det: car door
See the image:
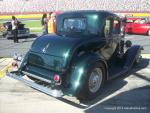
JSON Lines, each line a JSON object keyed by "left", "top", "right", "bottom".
{"left": 132, "top": 19, "right": 147, "bottom": 34}
{"left": 132, "top": 23, "right": 144, "bottom": 34}
{"left": 101, "top": 16, "right": 120, "bottom": 60}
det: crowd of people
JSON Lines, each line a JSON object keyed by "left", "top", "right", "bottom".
{"left": 0, "top": 0, "right": 55, "bottom": 14}
{"left": 59, "top": 0, "right": 150, "bottom": 12}
{"left": 0, "top": 0, "right": 150, "bottom": 14}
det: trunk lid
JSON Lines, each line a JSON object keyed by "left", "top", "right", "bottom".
{"left": 27, "top": 34, "right": 79, "bottom": 73}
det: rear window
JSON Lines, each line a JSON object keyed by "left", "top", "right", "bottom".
{"left": 63, "top": 18, "right": 86, "bottom": 32}
{"left": 57, "top": 13, "right": 100, "bottom": 37}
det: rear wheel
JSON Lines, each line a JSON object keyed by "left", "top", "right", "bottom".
{"left": 77, "top": 62, "right": 106, "bottom": 100}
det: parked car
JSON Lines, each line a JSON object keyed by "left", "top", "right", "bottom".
{"left": 7, "top": 10, "right": 142, "bottom": 101}
{"left": 125, "top": 17, "right": 150, "bottom": 35}
{"left": 2, "top": 21, "right": 30, "bottom": 39}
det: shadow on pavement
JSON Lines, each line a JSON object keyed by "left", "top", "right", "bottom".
{"left": 85, "top": 86, "right": 150, "bottom": 113}
{"left": 133, "top": 72, "right": 150, "bottom": 82}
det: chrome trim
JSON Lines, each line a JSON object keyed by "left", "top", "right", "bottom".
{"left": 22, "top": 71, "right": 52, "bottom": 84}
{"left": 6, "top": 72, "right": 63, "bottom": 97}
{"left": 88, "top": 68, "right": 103, "bottom": 93}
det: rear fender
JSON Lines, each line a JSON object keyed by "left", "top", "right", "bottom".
{"left": 65, "top": 52, "right": 107, "bottom": 96}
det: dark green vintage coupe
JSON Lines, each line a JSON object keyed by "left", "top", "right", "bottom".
{"left": 7, "top": 10, "right": 142, "bottom": 100}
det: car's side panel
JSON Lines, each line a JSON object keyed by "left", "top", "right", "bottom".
{"left": 132, "top": 24, "right": 147, "bottom": 34}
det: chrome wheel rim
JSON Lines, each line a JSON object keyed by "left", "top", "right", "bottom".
{"left": 88, "top": 68, "right": 103, "bottom": 93}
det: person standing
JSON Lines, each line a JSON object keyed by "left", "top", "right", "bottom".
{"left": 41, "top": 13, "right": 48, "bottom": 35}
{"left": 11, "top": 16, "right": 18, "bottom": 43}
{"left": 48, "top": 12, "right": 56, "bottom": 34}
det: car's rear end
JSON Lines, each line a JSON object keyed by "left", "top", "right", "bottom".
{"left": 19, "top": 51, "right": 65, "bottom": 97}
{"left": 7, "top": 34, "right": 79, "bottom": 97}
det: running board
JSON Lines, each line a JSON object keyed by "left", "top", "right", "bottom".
{"left": 6, "top": 72, "right": 63, "bottom": 97}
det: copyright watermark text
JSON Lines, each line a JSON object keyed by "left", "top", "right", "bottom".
{"left": 104, "top": 106, "right": 147, "bottom": 111}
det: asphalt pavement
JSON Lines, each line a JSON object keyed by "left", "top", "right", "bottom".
{"left": 0, "top": 36, "right": 37, "bottom": 58}
{"left": 125, "top": 34, "right": 150, "bottom": 53}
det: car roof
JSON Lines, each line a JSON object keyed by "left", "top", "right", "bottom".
{"left": 59, "top": 10, "right": 118, "bottom": 18}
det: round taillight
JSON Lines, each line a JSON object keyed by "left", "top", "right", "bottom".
{"left": 12, "top": 61, "right": 18, "bottom": 67}
{"left": 53, "top": 74, "right": 60, "bottom": 82}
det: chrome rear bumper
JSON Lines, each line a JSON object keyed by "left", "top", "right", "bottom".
{"left": 6, "top": 71, "right": 63, "bottom": 97}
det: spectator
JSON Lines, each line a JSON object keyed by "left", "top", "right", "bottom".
{"left": 11, "top": 16, "right": 18, "bottom": 43}
{"left": 122, "top": 16, "right": 127, "bottom": 27}
{"left": 41, "top": 13, "right": 48, "bottom": 35}
{"left": 48, "top": 12, "right": 56, "bottom": 34}
{"left": 48, "top": 12, "right": 53, "bottom": 19}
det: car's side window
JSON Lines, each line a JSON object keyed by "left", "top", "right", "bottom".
{"left": 113, "top": 19, "right": 120, "bottom": 34}
{"left": 104, "top": 19, "right": 111, "bottom": 38}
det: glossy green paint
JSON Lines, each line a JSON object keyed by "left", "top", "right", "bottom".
{"left": 30, "top": 35, "right": 79, "bottom": 72}
{"left": 31, "top": 34, "right": 77, "bottom": 57}
{"left": 29, "top": 34, "right": 105, "bottom": 72}
{"left": 65, "top": 53, "right": 107, "bottom": 96}
{"left": 19, "top": 10, "right": 121, "bottom": 96}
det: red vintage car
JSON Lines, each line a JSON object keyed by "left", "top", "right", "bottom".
{"left": 125, "top": 17, "right": 150, "bottom": 35}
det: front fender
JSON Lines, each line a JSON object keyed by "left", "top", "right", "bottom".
{"left": 124, "top": 45, "right": 143, "bottom": 69}
{"left": 64, "top": 52, "right": 107, "bottom": 96}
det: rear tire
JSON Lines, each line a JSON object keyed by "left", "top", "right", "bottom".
{"left": 77, "top": 62, "right": 106, "bottom": 100}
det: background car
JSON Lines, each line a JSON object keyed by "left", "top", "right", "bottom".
{"left": 2, "top": 21, "right": 30, "bottom": 39}
{"left": 125, "top": 17, "right": 150, "bottom": 35}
